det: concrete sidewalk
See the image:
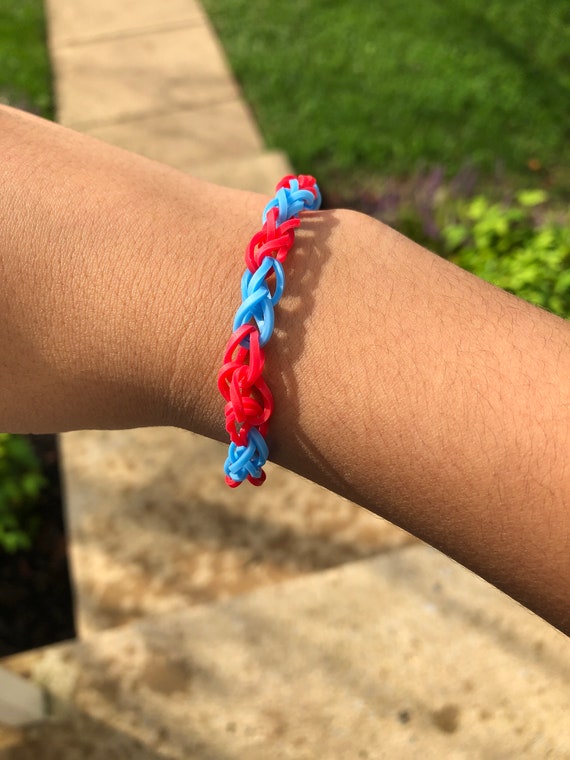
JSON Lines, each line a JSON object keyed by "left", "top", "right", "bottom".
{"left": 1, "top": 1, "right": 569, "bottom": 757}
{"left": 47, "top": 0, "right": 291, "bottom": 191}
{"left": 3, "top": 548, "right": 570, "bottom": 758}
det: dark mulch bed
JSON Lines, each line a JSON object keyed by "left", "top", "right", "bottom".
{"left": 0, "top": 435, "right": 76, "bottom": 658}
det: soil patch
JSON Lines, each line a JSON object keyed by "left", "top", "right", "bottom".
{"left": 0, "top": 435, "right": 75, "bottom": 657}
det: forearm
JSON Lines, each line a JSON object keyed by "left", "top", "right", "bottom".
{"left": 0, "top": 105, "right": 262, "bottom": 433}
{"left": 261, "top": 212, "right": 570, "bottom": 633}
{"left": 174, "top": 174, "right": 569, "bottom": 632}
{"left": 2, "top": 107, "right": 569, "bottom": 633}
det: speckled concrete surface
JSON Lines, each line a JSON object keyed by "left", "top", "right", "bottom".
{"left": 3, "top": 547, "right": 569, "bottom": 759}
{"left": 61, "top": 428, "right": 413, "bottom": 636}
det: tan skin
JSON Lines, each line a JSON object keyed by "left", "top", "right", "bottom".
{"left": 1, "top": 105, "right": 569, "bottom": 633}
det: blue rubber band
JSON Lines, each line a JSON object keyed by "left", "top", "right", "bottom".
{"left": 224, "top": 427, "right": 269, "bottom": 482}
{"left": 245, "top": 256, "right": 285, "bottom": 306}
{"left": 232, "top": 287, "right": 274, "bottom": 346}
{"left": 262, "top": 179, "right": 321, "bottom": 224}
{"left": 232, "top": 257, "right": 285, "bottom": 348}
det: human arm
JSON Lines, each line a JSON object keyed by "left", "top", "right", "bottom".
{"left": 1, "top": 105, "right": 569, "bottom": 633}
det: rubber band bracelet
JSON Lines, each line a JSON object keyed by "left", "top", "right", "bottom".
{"left": 217, "top": 175, "right": 321, "bottom": 487}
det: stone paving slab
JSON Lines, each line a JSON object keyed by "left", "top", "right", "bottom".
{"left": 3, "top": 546, "right": 569, "bottom": 759}
{"left": 46, "top": 0, "right": 206, "bottom": 46}
{"left": 188, "top": 150, "right": 293, "bottom": 193}
{"left": 60, "top": 428, "right": 413, "bottom": 637}
{"left": 85, "top": 100, "right": 265, "bottom": 170}
{"left": 52, "top": 24, "right": 240, "bottom": 128}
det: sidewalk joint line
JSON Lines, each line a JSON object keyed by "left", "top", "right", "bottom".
{"left": 52, "top": 17, "right": 209, "bottom": 50}
{"left": 63, "top": 97, "right": 247, "bottom": 133}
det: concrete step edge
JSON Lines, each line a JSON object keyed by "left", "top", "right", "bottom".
{"left": 2, "top": 544, "right": 568, "bottom": 757}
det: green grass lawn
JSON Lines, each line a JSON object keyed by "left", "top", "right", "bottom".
{"left": 0, "top": 0, "right": 53, "bottom": 117}
{"left": 202, "top": 0, "right": 570, "bottom": 197}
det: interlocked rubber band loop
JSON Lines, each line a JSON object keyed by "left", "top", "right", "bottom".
{"left": 218, "top": 175, "right": 321, "bottom": 486}
{"left": 232, "top": 257, "right": 285, "bottom": 347}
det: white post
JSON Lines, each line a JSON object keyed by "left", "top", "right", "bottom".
{"left": 0, "top": 666, "right": 45, "bottom": 725}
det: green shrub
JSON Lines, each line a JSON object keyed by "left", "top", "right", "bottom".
{"left": 0, "top": 0, "right": 54, "bottom": 118}
{"left": 0, "top": 434, "right": 45, "bottom": 553}
{"left": 442, "top": 191, "right": 570, "bottom": 319}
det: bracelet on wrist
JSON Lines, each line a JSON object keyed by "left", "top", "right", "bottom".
{"left": 217, "top": 175, "right": 321, "bottom": 487}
